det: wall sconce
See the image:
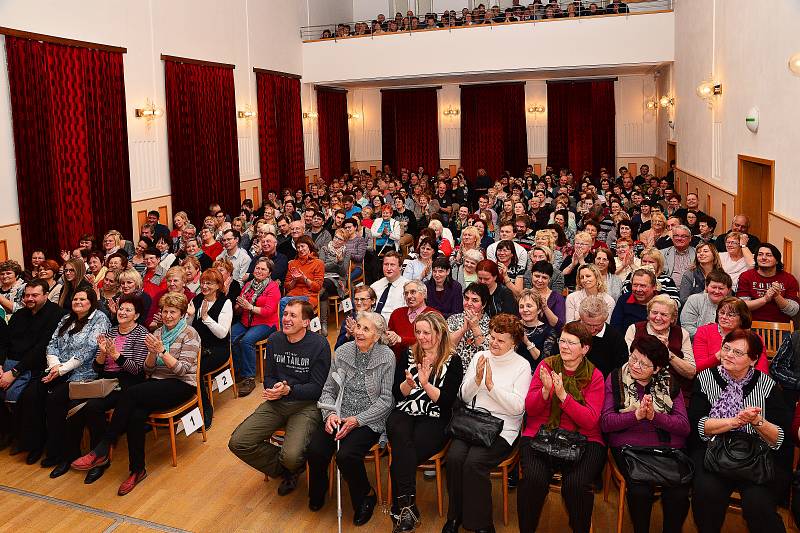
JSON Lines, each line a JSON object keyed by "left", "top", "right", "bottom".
{"left": 789, "top": 52, "right": 800, "bottom": 76}
{"left": 443, "top": 105, "right": 460, "bottom": 117}
{"left": 645, "top": 99, "right": 658, "bottom": 110}
{"left": 302, "top": 111, "right": 319, "bottom": 119}
{"left": 659, "top": 96, "right": 675, "bottom": 108}
{"left": 135, "top": 98, "right": 164, "bottom": 120}
{"left": 237, "top": 106, "right": 256, "bottom": 119}
{"left": 696, "top": 80, "right": 722, "bottom": 100}
{"left": 347, "top": 112, "right": 361, "bottom": 119}
{"left": 527, "top": 104, "right": 545, "bottom": 113}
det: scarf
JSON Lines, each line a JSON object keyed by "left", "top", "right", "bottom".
{"left": 326, "top": 238, "right": 345, "bottom": 262}
{"left": 544, "top": 355, "right": 595, "bottom": 429}
{"left": 157, "top": 318, "right": 187, "bottom": 366}
{"left": 244, "top": 278, "right": 270, "bottom": 306}
{"left": 708, "top": 365, "right": 755, "bottom": 424}
{"left": 617, "top": 363, "right": 674, "bottom": 414}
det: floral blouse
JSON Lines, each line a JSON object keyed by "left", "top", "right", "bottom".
{"left": 447, "top": 312, "right": 490, "bottom": 374}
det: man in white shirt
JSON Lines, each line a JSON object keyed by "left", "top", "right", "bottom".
{"left": 486, "top": 222, "right": 528, "bottom": 267}
{"left": 220, "top": 229, "right": 252, "bottom": 283}
{"left": 369, "top": 251, "right": 409, "bottom": 323}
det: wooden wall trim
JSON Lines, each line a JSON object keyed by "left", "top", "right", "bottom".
{"left": 0, "top": 26, "right": 127, "bottom": 53}
{"left": 132, "top": 194, "right": 172, "bottom": 204}
{"left": 160, "top": 54, "right": 235, "bottom": 69}
{"left": 675, "top": 166, "right": 737, "bottom": 197}
{"left": 770, "top": 211, "right": 800, "bottom": 229}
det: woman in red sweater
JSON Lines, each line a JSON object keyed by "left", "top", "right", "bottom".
{"left": 693, "top": 296, "right": 769, "bottom": 373}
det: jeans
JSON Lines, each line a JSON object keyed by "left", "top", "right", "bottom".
{"left": 278, "top": 296, "right": 309, "bottom": 327}
{"left": 231, "top": 323, "right": 274, "bottom": 379}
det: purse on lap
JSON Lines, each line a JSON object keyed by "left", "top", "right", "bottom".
{"left": 528, "top": 426, "right": 587, "bottom": 464}
{"left": 703, "top": 431, "right": 774, "bottom": 484}
{"left": 446, "top": 395, "right": 504, "bottom": 448}
{"left": 68, "top": 378, "right": 120, "bottom": 400}
{"left": 620, "top": 445, "right": 694, "bottom": 486}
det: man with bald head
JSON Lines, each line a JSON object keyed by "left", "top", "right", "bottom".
{"left": 714, "top": 214, "right": 761, "bottom": 255}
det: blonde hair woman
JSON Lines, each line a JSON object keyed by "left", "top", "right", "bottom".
{"left": 640, "top": 212, "right": 667, "bottom": 249}
{"left": 560, "top": 231, "right": 595, "bottom": 290}
{"left": 171, "top": 211, "right": 189, "bottom": 241}
{"left": 452, "top": 226, "right": 482, "bottom": 267}
{"left": 566, "top": 264, "right": 616, "bottom": 323}
{"left": 534, "top": 229, "right": 564, "bottom": 267}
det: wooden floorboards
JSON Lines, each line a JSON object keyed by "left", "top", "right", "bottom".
{"left": 0, "top": 328, "right": 777, "bottom": 532}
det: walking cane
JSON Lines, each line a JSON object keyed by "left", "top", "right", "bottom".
{"left": 319, "top": 371, "right": 345, "bottom": 533}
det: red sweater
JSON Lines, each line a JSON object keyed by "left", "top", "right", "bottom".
{"left": 202, "top": 241, "right": 224, "bottom": 260}
{"left": 523, "top": 359, "right": 606, "bottom": 445}
{"left": 737, "top": 269, "right": 799, "bottom": 323}
{"left": 692, "top": 323, "right": 769, "bottom": 374}
{"left": 387, "top": 305, "right": 438, "bottom": 359}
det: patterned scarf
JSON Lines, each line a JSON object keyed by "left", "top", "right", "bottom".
{"left": 326, "top": 238, "right": 345, "bottom": 262}
{"left": 544, "top": 355, "right": 595, "bottom": 429}
{"left": 617, "top": 363, "right": 674, "bottom": 414}
{"left": 244, "top": 278, "right": 269, "bottom": 306}
{"left": 709, "top": 365, "right": 755, "bottom": 425}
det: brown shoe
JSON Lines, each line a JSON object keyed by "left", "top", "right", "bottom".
{"left": 237, "top": 377, "right": 256, "bottom": 397}
{"left": 117, "top": 470, "right": 147, "bottom": 496}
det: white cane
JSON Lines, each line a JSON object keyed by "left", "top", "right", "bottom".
{"left": 335, "top": 422, "right": 343, "bottom": 533}
{"left": 319, "top": 371, "right": 345, "bottom": 533}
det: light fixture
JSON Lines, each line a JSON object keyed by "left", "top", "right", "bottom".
{"left": 443, "top": 105, "right": 460, "bottom": 117}
{"left": 696, "top": 80, "right": 722, "bottom": 100}
{"left": 659, "top": 96, "right": 675, "bottom": 108}
{"left": 645, "top": 99, "right": 658, "bottom": 110}
{"left": 237, "top": 106, "right": 256, "bottom": 119}
{"left": 527, "top": 104, "right": 545, "bottom": 113}
{"left": 347, "top": 112, "right": 361, "bottom": 119}
{"left": 135, "top": 98, "right": 164, "bottom": 120}
{"left": 302, "top": 111, "right": 319, "bottom": 119}
{"left": 789, "top": 52, "right": 800, "bottom": 76}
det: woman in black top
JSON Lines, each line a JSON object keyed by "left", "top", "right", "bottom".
{"left": 475, "top": 259, "right": 517, "bottom": 317}
{"left": 386, "top": 312, "right": 463, "bottom": 532}
{"left": 59, "top": 258, "right": 93, "bottom": 311}
{"left": 187, "top": 269, "right": 233, "bottom": 428}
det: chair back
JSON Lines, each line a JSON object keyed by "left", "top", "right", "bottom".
{"left": 751, "top": 320, "right": 794, "bottom": 358}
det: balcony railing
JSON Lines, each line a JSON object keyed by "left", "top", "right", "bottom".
{"left": 301, "top": 0, "right": 672, "bottom": 42}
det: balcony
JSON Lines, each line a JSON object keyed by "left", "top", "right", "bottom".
{"left": 301, "top": 2, "right": 674, "bottom": 85}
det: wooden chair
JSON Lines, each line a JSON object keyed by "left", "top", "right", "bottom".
{"left": 350, "top": 260, "right": 365, "bottom": 288}
{"left": 202, "top": 345, "right": 238, "bottom": 409}
{"left": 603, "top": 450, "right": 627, "bottom": 533}
{"left": 490, "top": 446, "right": 520, "bottom": 526}
{"left": 327, "top": 261, "right": 352, "bottom": 332}
{"left": 148, "top": 349, "right": 207, "bottom": 467}
{"left": 386, "top": 441, "right": 450, "bottom": 516}
{"left": 751, "top": 320, "right": 794, "bottom": 358}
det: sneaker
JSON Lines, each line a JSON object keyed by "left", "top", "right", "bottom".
{"left": 118, "top": 470, "right": 147, "bottom": 496}
{"left": 277, "top": 469, "right": 301, "bottom": 496}
{"left": 238, "top": 378, "right": 256, "bottom": 397}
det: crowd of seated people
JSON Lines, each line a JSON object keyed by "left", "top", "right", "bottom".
{"left": 3, "top": 158, "right": 800, "bottom": 533}
{"left": 319, "top": 1, "right": 632, "bottom": 39}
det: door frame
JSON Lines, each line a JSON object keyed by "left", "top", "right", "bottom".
{"left": 736, "top": 154, "right": 775, "bottom": 241}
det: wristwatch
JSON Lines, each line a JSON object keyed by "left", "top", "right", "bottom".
{"left": 10, "top": 367, "right": 20, "bottom": 378}
{"left": 755, "top": 417, "right": 765, "bottom": 427}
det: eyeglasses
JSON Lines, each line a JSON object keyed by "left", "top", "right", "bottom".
{"left": 721, "top": 344, "right": 749, "bottom": 358}
{"left": 558, "top": 338, "right": 581, "bottom": 346}
{"left": 628, "top": 356, "right": 653, "bottom": 370}
{"left": 718, "top": 310, "right": 740, "bottom": 318}
{"left": 353, "top": 297, "right": 373, "bottom": 303}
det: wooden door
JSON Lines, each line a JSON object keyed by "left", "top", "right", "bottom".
{"left": 737, "top": 155, "right": 774, "bottom": 242}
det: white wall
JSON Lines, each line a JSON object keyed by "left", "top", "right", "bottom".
{"left": 305, "top": 0, "right": 354, "bottom": 27}
{"left": 0, "top": 0, "right": 304, "bottom": 226}
{"left": 340, "top": 73, "right": 658, "bottom": 169}
{"left": 302, "top": 12, "right": 674, "bottom": 84}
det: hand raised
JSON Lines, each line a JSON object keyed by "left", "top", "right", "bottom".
{"left": 539, "top": 365, "right": 553, "bottom": 396}
{"left": 404, "top": 369, "right": 417, "bottom": 390}
{"left": 475, "top": 355, "right": 486, "bottom": 386}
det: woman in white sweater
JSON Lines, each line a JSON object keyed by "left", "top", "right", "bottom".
{"left": 442, "top": 313, "right": 533, "bottom": 533}
{"left": 565, "top": 264, "right": 615, "bottom": 323}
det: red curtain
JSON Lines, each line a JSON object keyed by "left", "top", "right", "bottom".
{"left": 164, "top": 60, "right": 240, "bottom": 223}
{"left": 256, "top": 71, "right": 305, "bottom": 193}
{"left": 317, "top": 87, "right": 350, "bottom": 180}
{"left": 381, "top": 88, "right": 440, "bottom": 176}
{"left": 460, "top": 83, "right": 527, "bottom": 182}
{"left": 5, "top": 36, "right": 132, "bottom": 261}
{"left": 547, "top": 79, "right": 616, "bottom": 177}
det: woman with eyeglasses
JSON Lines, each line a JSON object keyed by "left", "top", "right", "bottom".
{"left": 693, "top": 296, "right": 769, "bottom": 375}
{"left": 518, "top": 321, "right": 606, "bottom": 533}
{"left": 600, "top": 334, "right": 692, "bottom": 533}
{"left": 334, "top": 285, "right": 376, "bottom": 349}
{"left": 688, "top": 329, "right": 792, "bottom": 533}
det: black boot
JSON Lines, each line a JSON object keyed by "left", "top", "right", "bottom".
{"left": 393, "top": 495, "right": 421, "bottom": 533}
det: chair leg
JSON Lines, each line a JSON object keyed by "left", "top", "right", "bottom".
{"left": 168, "top": 418, "right": 178, "bottom": 467}
{"left": 230, "top": 360, "right": 239, "bottom": 398}
{"left": 152, "top": 424, "right": 158, "bottom": 440}
{"left": 373, "top": 449, "right": 382, "bottom": 505}
{"left": 502, "top": 465, "right": 509, "bottom": 526}
{"left": 205, "top": 375, "right": 215, "bottom": 409}
{"left": 617, "top": 479, "right": 626, "bottom": 533}
{"left": 333, "top": 300, "right": 340, "bottom": 330}
{"left": 603, "top": 462, "right": 611, "bottom": 502}
{"left": 199, "top": 408, "right": 207, "bottom": 443}
{"left": 386, "top": 451, "right": 393, "bottom": 503}
{"left": 435, "top": 459, "right": 444, "bottom": 517}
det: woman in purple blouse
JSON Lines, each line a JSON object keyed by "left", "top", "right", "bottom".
{"left": 424, "top": 257, "right": 463, "bottom": 318}
{"left": 600, "top": 334, "right": 691, "bottom": 533}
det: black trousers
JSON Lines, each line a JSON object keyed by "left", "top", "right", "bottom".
{"left": 103, "top": 378, "right": 194, "bottom": 472}
{"left": 13, "top": 374, "right": 46, "bottom": 452}
{"left": 199, "top": 346, "right": 230, "bottom": 419}
{"left": 64, "top": 391, "right": 123, "bottom": 461}
{"left": 445, "top": 436, "right": 512, "bottom": 530}
{"left": 517, "top": 438, "right": 607, "bottom": 533}
{"left": 610, "top": 447, "right": 690, "bottom": 533}
{"left": 306, "top": 424, "right": 380, "bottom": 511}
{"left": 691, "top": 449, "right": 789, "bottom": 533}
{"left": 44, "top": 378, "right": 85, "bottom": 462}
{"left": 386, "top": 410, "right": 449, "bottom": 499}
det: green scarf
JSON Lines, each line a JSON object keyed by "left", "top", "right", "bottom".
{"left": 544, "top": 354, "right": 595, "bottom": 429}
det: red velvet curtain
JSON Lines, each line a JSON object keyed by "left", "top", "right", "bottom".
{"left": 164, "top": 60, "right": 240, "bottom": 223}
{"left": 256, "top": 71, "right": 305, "bottom": 193}
{"left": 5, "top": 36, "right": 132, "bottom": 261}
{"left": 381, "top": 88, "right": 440, "bottom": 176}
{"left": 547, "top": 79, "right": 616, "bottom": 177}
{"left": 460, "top": 83, "right": 527, "bottom": 182}
{"left": 316, "top": 87, "right": 350, "bottom": 179}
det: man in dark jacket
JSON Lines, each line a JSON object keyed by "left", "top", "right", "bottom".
{"left": 578, "top": 296, "right": 629, "bottom": 377}
{"left": 0, "top": 279, "right": 67, "bottom": 461}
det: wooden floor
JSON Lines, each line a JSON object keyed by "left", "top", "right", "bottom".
{"left": 0, "top": 327, "right": 786, "bottom": 532}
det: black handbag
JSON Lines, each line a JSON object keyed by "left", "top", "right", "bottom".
{"left": 446, "top": 395, "right": 504, "bottom": 448}
{"left": 704, "top": 431, "right": 774, "bottom": 484}
{"left": 528, "top": 426, "right": 587, "bottom": 463}
{"left": 620, "top": 446, "right": 694, "bottom": 487}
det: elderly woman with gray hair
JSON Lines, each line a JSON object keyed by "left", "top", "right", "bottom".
{"left": 452, "top": 248, "right": 484, "bottom": 290}
{"left": 306, "top": 310, "right": 396, "bottom": 526}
